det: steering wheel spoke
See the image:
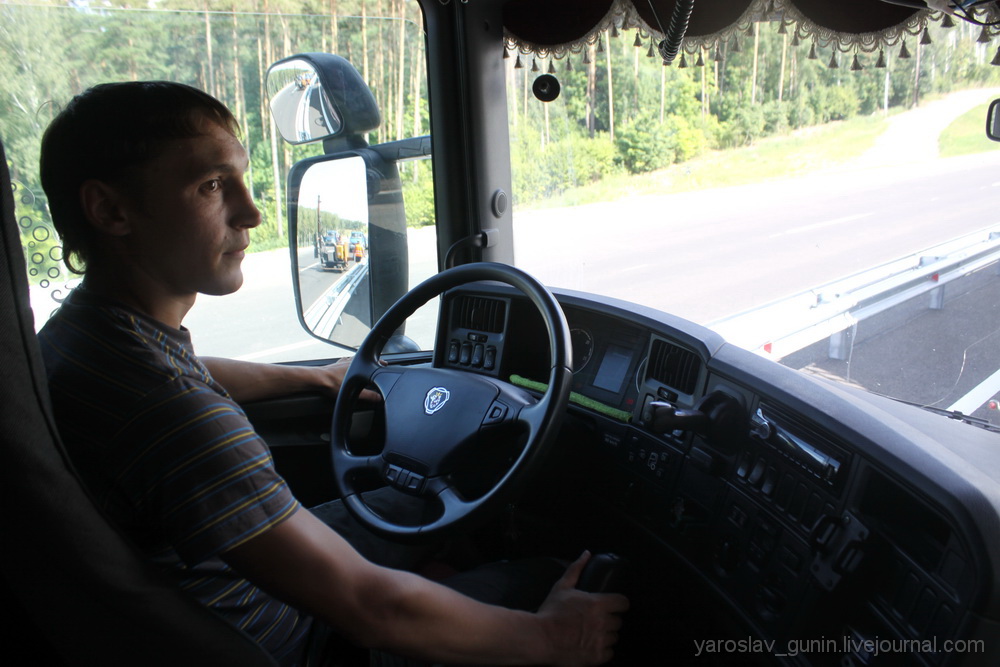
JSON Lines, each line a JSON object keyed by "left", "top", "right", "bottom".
{"left": 432, "top": 482, "right": 478, "bottom": 525}
{"left": 514, "top": 399, "right": 547, "bottom": 435}
{"left": 354, "top": 355, "right": 384, "bottom": 382}
{"left": 331, "top": 450, "right": 384, "bottom": 492}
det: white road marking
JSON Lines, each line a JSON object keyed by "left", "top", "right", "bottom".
{"left": 768, "top": 213, "right": 873, "bottom": 238}
{"left": 948, "top": 367, "right": 1000, "bottom": 415}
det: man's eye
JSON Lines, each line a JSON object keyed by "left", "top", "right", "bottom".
{"left": 203, "top": 179, "right": 222, "bottom": 192}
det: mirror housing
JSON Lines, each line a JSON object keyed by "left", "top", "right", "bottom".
{"left": 987, "top": 99, "right": 1000, "bottom": 142}
{"left": 287, "top": 149, "right": 412, "bottom": 351}
{"left": 290, "top": 156, "right": 371, "bottom": 345}
{"left": 266, "top": 53, "right": 381, "bottom": 147}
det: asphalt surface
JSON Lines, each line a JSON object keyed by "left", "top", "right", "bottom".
{"left": 783, "top": 266, "right": 1000, "bottom": 426}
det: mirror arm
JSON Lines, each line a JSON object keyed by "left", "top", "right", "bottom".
{"left": 323, "top": 133, "right": 370, "bottom": 154}
{"left": 371, "top": 135, "right": 433, "bottom": 162}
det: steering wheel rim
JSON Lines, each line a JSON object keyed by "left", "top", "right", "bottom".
{"left": 330, "top": 262, "right": 572, "bottom": 540}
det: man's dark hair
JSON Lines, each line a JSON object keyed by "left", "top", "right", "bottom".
{"left": 40, "top": 81, "right": 240, "bottom": 274}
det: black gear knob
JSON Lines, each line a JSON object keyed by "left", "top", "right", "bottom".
{"left": 576, "top": 552, "right": 630, "bottom": 594}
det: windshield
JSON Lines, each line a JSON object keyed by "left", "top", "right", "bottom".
{"left": 5, "top": 2, "right": 998, "bottom": 427}
{"left": 507, "top": 22, "right": 1000, "bottom": 427}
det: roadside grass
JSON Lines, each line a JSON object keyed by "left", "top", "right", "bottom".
{"left": 534, "top": 114, "right": 891, "bottom": 209}
{"left": 939, "top": 103, "right": 1000, "bottom": 157}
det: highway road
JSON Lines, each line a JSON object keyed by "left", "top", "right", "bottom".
{"left": 512, "top": 149, "right": 1000, "bottom": 325}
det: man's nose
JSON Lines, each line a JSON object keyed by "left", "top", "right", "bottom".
{"left": 233, "top": 181, "right": 262, "bottom": 229}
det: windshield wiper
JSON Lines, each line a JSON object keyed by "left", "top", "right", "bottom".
{"left": 888, "top": 397, "right": 1000, "bottom": 433}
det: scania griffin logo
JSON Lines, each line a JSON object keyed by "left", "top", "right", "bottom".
{"left": 423, "top": 387, "right": 450, "bottom": 415}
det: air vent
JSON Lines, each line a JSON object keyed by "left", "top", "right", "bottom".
{"left": 454, "top": 296, "right": 506, "bottom": 333}
{"left": 646, "top": 339, "right": 700, "bottom": 395}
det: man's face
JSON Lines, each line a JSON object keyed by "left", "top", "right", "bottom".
{"left": 116, "top": 114, "right": 260, "bottom": 299}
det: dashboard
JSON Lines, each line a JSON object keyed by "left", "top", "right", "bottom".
{"left": 433, "top": 282, "right": 1000, "bottom": 666}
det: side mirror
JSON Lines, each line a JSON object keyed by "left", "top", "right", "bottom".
{"left": 266, "top": 53, "right": 380, "bottom": 147}
{"left": 987, "top": 99, "right": 1000, "bottom": 142}
{"left": 289, "top": 155, "right": 373, "bottom": 346}
{"left": 287, "top": 149, "right": 414, "bottom": 352}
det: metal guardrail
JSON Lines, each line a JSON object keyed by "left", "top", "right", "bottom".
{"left": 709, "top": 227, "right": 1000, "bottom": 360}
{"left": 303, "top": 260, "right": 369, "bottom": 339}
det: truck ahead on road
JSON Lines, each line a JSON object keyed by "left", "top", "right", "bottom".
{"left": 319, "top": 230, "right": 349, "bottom": 271}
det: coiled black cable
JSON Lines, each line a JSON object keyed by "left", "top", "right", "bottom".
{"left": 652, "top": 0, "right": 695, "bottom": 64}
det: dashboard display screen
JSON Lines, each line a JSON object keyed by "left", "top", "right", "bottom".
{"left": 592, "top": 344, "right": 633, "bottom": 393}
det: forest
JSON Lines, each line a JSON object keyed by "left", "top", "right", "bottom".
{"left": 3, "top": 0, "right": 1000, "bottom": 278}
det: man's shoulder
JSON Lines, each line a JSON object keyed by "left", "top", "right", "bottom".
{"left": 39, "top": 288, "right": 208, "bottom": 393}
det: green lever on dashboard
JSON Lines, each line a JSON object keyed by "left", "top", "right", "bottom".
{"left": 509, "top": 374, "right": 633, "bottom": 423}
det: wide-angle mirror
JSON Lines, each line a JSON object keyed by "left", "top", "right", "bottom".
{"left": 290, "top": 155, "right": 373, "bottom": 347}
{"left": 266, "top": 53, "right": 381, "bottom": 147}
{"left": 266, "top": 58, "right": 342, "bottom": 144}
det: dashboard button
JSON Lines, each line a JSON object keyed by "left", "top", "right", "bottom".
{"left": 460, "top": 343, "right": 472, "bottom": 365}
{"left": 385, "top": 464, "right": 403, "bottom": 484}
{"left": 689, "top": 446, "right": 715, "bottom": 473}
{"left": 803, "top": 493, "right": 823, "bottom": 528}
{"left": 471, "top": 343, "right": 484, "bottom": 367}
{"left": 761, "top": 467, "right": 778, "bottom": 496}
{"left": 736, "top": 452, "right": 752, "bottom": 478}
{"left": 405, "top": 472, "right": 425, "bottom": 494}
{"left": 789, "top": 484, "right": 808, "bottom": 520}
{"left": 483, "top": 401, "right": 508, "bottom": 425}
{"left": 387, "top": 467, "right": 412, "bottom": 491}
{"left": 484, "top": 346, "right": 496, "bottom": 370}
{"left": 448, "top": 340, "right": 460, "bottom": 363}
{"left": 748, "top": 459, "right": 767, "bottom": 486}
{"left": 774, "top": 475, "right": 794, "bottom": 509}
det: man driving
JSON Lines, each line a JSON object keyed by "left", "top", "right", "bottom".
{"left": 36, "top": 80, "right": 627, "bottom": 666}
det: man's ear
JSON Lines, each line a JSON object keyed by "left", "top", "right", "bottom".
{"left": 79, "top": 179, "right": 131, "bottom": 236}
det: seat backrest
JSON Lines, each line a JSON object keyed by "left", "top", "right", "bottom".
{"left": 0, "top": 137, "right": 276, "bottom": 666}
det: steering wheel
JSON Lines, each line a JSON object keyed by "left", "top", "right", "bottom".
{"left": 330, "top": 262, "right": 572, "bottom": 540}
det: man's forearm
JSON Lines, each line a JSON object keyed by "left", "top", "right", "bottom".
{"left": 340, "top": 566, "right": 553, "bottom": 665}
{"left": 202, "top": 357, "right": 334, "bottom": 403}
{"left": 224, "top": 511, "right": 624, "bottom": 666}
{"left": 225, "top": 511, "right": 561, "bottom": 665}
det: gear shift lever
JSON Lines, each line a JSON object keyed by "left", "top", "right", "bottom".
{"left": 575, "top": 552, "right": 630, "bottom": 594}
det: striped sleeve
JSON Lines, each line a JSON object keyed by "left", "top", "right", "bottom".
{"left": 113, "top": 376, "right": 300, "bottom": 565}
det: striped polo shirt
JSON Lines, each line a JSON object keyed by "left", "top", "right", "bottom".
{"left": 38, "top": 286, "right": 312, "bottom": 665}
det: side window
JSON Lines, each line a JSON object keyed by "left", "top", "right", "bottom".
{"left": 13, "top": 175, "right": 71, "bottom": 327}
{"left": 2, "top": 3, "right": 437, "bottom": 362}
